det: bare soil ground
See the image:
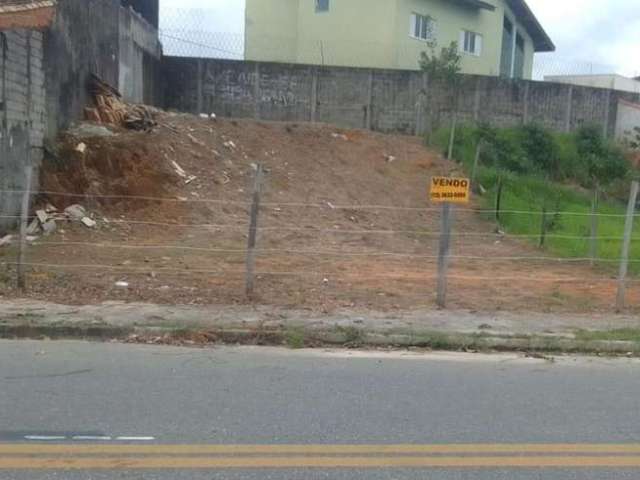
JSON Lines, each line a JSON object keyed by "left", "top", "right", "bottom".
{"left": 0, "top": 114, "right": 637, "bottom": 313}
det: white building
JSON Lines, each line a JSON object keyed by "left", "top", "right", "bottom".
{"left": 545, "top": 74, "right": 640, "bottom": 94}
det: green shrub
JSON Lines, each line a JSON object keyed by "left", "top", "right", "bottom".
{"left": 553, "top": 133, "right": 582, "bottom": 182}
{"left": 518, "top": 124, "right": 560, "bottom": 178}
{"left": 432, "top": 123, "right": 630, "bottom": 190}
{"left": 575, "top": 125, "right": 629, "bottom": 188}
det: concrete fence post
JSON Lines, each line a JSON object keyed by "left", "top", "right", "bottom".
{"left": 473, "top": 78, "right": 481, "bottom": 123}
{"left": 564, "top": 85, "right": 573, "bottom": 133}
{"left": 310, "top": 68, "right": 318, "bottom": 122}
{"left": 365, "top": 70, "right": 374, "bottom": 130}
{"left": 616, "top": 180, "right": 639, "bottom": 311}
{"left": 246, "top": 164, "right": 264, "bottom": 298}
{"left": 602, "top": 89, "right": 612, "bottom": 138}
{"left": 17, "top": 164, "right": 33, "bottom": 291}
{"left": 436, "top": 202, "right": 453, "bottom": 309}
{"left": 522, "top": 81, "right": 530, "bottom": 125}
{"left": 196, "top": 58, "right": 204, "bottom": 115}
{"left": 253, "top": 63, "right": 261, "bottom": 120}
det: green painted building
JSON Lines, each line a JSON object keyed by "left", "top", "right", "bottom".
{"left": 245, "top": 0, "right": 554, "bottom": 79}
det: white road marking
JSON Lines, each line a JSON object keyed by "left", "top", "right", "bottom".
{"left": 71, "top": 436, "right": 112, "bottom": 441}
{"left": 24, "top": 434, "right": 155, "bottom": 442}
{"left": 24, "top": 436, "right": 67, "bottom": 441}
{"left": 115, "top": 436, "right": 156, "bottom": 441}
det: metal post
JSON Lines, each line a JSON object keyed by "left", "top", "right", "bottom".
{"left": 245, "top": 164, "right": 264, "bottom": 298}
{"left": 437, "top": 202, "right": 453, "bottom": 309}
{"left": 616, "top": 180, "right": 639, "bottom": 310}
{"left": 17, "top": 164, "right": 33, "bottom": 290}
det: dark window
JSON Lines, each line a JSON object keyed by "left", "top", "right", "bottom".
{"left": 315, "top": 0, "right": 329, "bottom": 12}
{"left": 500, "top": 16, "right": 514, "bottom": 77}
{"left": 514, "top": 33, "right": 525, "bottom": 78}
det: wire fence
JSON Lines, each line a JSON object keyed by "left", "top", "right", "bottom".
{"left": 1, "top": 172, "right": 640, "bottom": 312}
{"left": 159, "top": 8, "right": 622, "bottom": 80}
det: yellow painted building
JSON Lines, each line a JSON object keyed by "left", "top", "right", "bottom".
{"left": 245, "top": 0, "right": 554, "bottom": 79}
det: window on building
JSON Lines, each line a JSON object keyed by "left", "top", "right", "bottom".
{"left": 460, "top": 30, "right": 482, "bottom": 56}
{"left": 410, "top": 13, "right": 436, "bottom": 41}
{"left": 315, "top": 0, "right": 329, "bottom": 13}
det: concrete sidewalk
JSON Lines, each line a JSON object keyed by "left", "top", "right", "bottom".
{"left": 1, "top": 300, "right": 640, "bottom": 354}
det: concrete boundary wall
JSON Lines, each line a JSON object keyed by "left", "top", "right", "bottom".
{"left": 0, "top": 30, "right": 46, "bottom": 231}
{"left": 119, "top": 5, "right": 162, "bottom": 104}
{"left": 163, "top": 57, "right": 640, "bottom": 138}
{"left": 1, "top": 0, "right": 162, "bottom": 231}
{"left": 616, "top": 100, "right": 640, "bottom": 142}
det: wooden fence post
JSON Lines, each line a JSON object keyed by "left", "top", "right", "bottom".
{"left": 436, "top": 202, "right": 453, "bottom": 309}
{"left": 245, "top": 164, "right": 264, "bottom": 298}
{"left": 616, "top": 180, "right": 639, "bottom": 311}
{"left": 17, "top": 164, "right": 33, "bottom": 290}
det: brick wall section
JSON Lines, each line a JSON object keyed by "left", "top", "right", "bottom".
{"left": 0, "top": 29, "right": 45, "bottom": 232}
{"left": 163, "top": 57, "right": 640, "bottom": 138}
{"left": 1, "top": 0, "right": 162, "bottom": 231}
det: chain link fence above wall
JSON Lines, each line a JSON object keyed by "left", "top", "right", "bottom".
{"left": 160, "top": 8, "right": 624, "bottom": 81}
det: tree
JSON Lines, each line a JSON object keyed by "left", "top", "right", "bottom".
{"left": 419, "top": 40, "right": 462, "bottom": 160}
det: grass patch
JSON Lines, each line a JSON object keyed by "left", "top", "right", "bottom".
{"left": 284, "top": 327, "right": 307, "bottom": 349}
{"left": 431, "top": 124, "right": 640, "bottom": 274}
{"left": 334, "top": 325, "right": 365, "bottom": 346}
{"left": 575, "top": 329, "right": 640, "bottom": 343}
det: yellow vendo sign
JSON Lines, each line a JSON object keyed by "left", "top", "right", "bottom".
{"left": 430, "top": 177, "right": 471, "bottom": 204}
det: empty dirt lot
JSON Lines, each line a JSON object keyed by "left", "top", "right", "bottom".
{"left": 0, "top": 115, "right": 637, "bottom": 313}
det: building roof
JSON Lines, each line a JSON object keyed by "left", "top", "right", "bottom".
{"left": 0, "top": 0, "right": 56, "bottom": 30}
{"left": 454, "top": 0, "right": 496, "bottom": 10}
{"left": 449, "top": 0, "right": 554, "bottom": 52}
{"left": 505, "top": 0, "right": 555, "bottom": 52}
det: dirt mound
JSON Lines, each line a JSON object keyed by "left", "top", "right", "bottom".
{"left": 40, "top": 130, "right": 175, "bottom": 214}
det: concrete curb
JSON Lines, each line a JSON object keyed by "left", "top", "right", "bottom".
{"left": 1, "top": 322, "right": 639, "bottom": 356}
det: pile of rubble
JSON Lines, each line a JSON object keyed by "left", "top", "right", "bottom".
{"left": 0, "top": 204, "right": 96, "bottom": 248}
{"left": 84, "top": 74, "right": 156, "bottom": 131}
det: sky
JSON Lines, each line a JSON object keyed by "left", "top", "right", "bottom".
{"left": 159, "top": 0, "right": 640, "bottom": 77}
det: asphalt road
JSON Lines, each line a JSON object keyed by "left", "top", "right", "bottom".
{"left": 2, "top": 340, "right": 640, "bottom": 479}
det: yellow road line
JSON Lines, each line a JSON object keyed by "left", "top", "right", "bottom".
{"left": 4, "top": 444, "right": 640, "bottom": 455}
{"left": 4, "top": 455, "right": 640, "bottom": 469}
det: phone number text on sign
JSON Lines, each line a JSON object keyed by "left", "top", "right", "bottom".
{"left": 430, "top": 177, "right": 470, "bottom": 204}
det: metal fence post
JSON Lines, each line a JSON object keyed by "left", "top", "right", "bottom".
{"left": 245, "top": 164, "right": 264, "bottom": 298}
{"left": 616, "top": 180, "right": 639, "bottom": 311}
{"left": 437, "top": 202, "right": 453, "bottom": 309}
